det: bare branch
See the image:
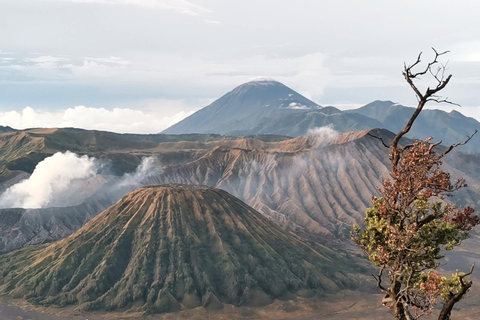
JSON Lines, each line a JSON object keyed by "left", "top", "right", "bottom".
{"left": 391, "top": 48, "right": 456, "bottom": 169}
{"left": 427, "top": 140, "right": 442, "bottom": 154}
{"left": 439, "top": 130, "right": 478, "bottom": 158}
{"left": 426, "top": 97, "right": 461, "bottom": 107}
{"left": 373, "top": 266, "right": 388, "bottom": 292}
{"left": 403, "top": 71, "right": 425, "bottom": 100}
{"left": 459, "top": 263, "right": 475, "bottom": 283}
{"left": 406, "top": 48, "right": 450, "bottom": 79}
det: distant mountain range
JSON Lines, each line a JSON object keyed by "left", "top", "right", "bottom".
{"left": 346, "top": 100, "right": 480, "bottom": 153}
{"left": 163, "top": 79, "right": 480, "bottom": 153}
{"left": 163, "top": 79, "right": 383, "bottom": 137}
{"left": 0, "top": 126, "right": 15, "bottom": 133}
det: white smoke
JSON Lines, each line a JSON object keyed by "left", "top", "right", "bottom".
{"left": 0, "top": 152, "right": 99, "bottom": 209}
{"left": 307, "top": 124, "right": 338, "bottom": 139}
{"left": 307, "top": 125, "right": 340, "bottom": 147}
{"left": 116, "top": 156, "right": 160, "bottom": 188}
{"left": 0, "top": 153, "right": 161, "bottom": 209}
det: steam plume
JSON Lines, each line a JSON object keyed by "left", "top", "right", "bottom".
{"left": 0, "top": 153, "right": 162, "bottom": 209}
{"left": 307, "top": 125, "right": 340, "bottom": 147}
{"left": 0, "top": 152, "right": 98, "bottom": 209}
{"left": 116, "top": 156, "right": 161, "bottom": 188}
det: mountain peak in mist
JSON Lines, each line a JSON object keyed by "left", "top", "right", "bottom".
{"left": 246, "top": 76, "right": 280, "bottom": 84}
{"left": 162, "top": 79, "right": 321, "bottom": 135}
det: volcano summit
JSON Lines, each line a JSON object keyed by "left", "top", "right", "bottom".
{"left": 0, "top": 184, "right": 356, "bottom": 314}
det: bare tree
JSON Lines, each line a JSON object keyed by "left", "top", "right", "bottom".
{"left": 353, "top": 48, "right": 479, "bottom": 320}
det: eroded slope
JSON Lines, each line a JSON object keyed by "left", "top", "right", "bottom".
{"left": 0, "top": 185, "right": 356, "bottom": 314}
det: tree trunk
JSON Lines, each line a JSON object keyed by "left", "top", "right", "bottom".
{"left": 438, "top": 300, "right": 453, "bottom": 320}
{"left": 391, "top": 281, "right": 408, "bottom": 320}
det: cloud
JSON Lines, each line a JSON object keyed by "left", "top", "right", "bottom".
{"left": 49, "top": 0, "right": 211, "bottom": 15}
{"left": 0, "top": 54, "right": 133, "bottom": 84}
{"left": 0, "top": 58, "right": 15, "bottom": 64}
{"left": 3, "top": 0, "right": 480, "bottom": 114}
{"left": 0, "top": 105, "right": 197, "bottom": 133}
{"left": 82, "top": 56, "right": 130, "bottom": 65}
{"left": 202, "top": 52, "right": 330, "bottom": 101}
{"left": 0, "top": 152, "right": 98, "bottom": 209}
{"left": 0, "top": 51, "right": 329, "bottom": 104}
{"left": 26, "top": 55, "right": 70, "bottom": 65}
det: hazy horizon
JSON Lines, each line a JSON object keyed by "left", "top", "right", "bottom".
{"left": 1, "top": 0, "right": 480, "bottom": 133}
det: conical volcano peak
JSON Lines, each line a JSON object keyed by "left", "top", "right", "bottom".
{"left": 231, "top": 77, "right": 294, "bottom": 94}
{"left": 246, "top": 76, "right": 280, "bottom": 84}
{"left": 0, "top": 184, "right": 355, "bottom": 314}
{"left": 163, "top": 78, "right": 321, "bottom": 135}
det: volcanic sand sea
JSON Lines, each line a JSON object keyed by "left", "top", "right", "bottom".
{"left": 0, "top": 292, "right": 386, "bottom": 320}
{"left": 0, "top": 301, "right": 69, "bottom": 320}
{"left": 1, "top": 286, "right": 479, "bottom": 320}
{"left": 1, "top": 287, "right": 479, "bottom": 320}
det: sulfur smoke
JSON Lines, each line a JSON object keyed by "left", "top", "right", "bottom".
{"left": 0, "top": 152, "right": 161, "bottom": 209}
{"left": 0, "top": 152, "right": 98, "bottom": 209}
{"left": 307, "top": 125, "right": 340, "bottom": 147}
{"left": 115, "top": 156, "right": 160, "bottom": 188}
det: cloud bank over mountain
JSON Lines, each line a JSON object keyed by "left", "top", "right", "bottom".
{"left": 3, "top": 0, "right": 480, "bottom": 116}
{"left": 0, "top": 105, "right": 195, "bottom": 133}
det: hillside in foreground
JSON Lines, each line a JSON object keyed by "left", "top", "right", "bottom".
{"left": 0, "top": 185, "right": 360, "bottom": 314}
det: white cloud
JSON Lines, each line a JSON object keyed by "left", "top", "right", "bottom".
{"left": 82, "top": 56, "right": 130, "bottom": 65}
{"left": 26, "top": 55, "right": 70, "bottom": 64}
{"left": 3, "top": 1, "right": 480, "bottom": 115}
{"left": 61, "top": 59, "right": 130, "bottom": 79}
{"left": 0, "top": 57, "right": 15, "bottom": 63}
{"left": 1, "top": 51, "right": 330, "bottom": 98}
{"left": 200, "top": 52, "right": 330, "bottom": 102}
{"left": 49, "top": 0, "right": 210, "bottom": 15}
{"left": 0, "top": 105, "right": 198, "bottom": 133}
{"left": 287, "top": 102, "right": 310, "bottom": 110}
{"left": 0, "top": 54, "right": 132, "bottom": 82}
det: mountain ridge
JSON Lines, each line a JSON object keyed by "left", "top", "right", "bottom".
{"left": 162, "top": 80, "right": 480, "bottom": 153}
{"left": 346, "top": 100, "right": 480, "bottom": 152}
{"left": 0, "top": 127, "right": 477, "bottom": 252}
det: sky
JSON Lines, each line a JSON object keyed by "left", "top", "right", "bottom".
{"left": 1, "top": 0, "right": 480, "bottom": 133}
